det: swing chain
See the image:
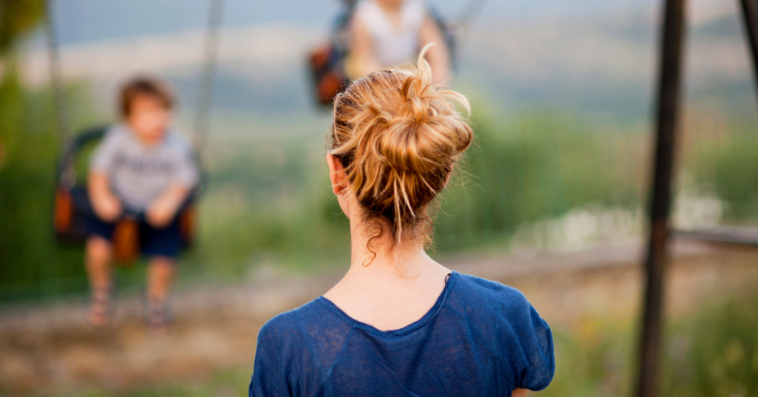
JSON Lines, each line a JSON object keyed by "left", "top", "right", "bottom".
{"left": 43, "top": 0, "right": 70, "bottom": 144}
{"left": 44, "top": 0, "right": 79, "bottom": 189}
{"left": 194, "top": 0, "right": 225, "bottom": 157}
{"left": 454, "top": 0, "right": 488, "bottom": 44}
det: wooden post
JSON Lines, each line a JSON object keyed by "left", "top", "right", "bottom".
{"left": 739, "top": 0, "right": 758, "bottom": 105}
{"left": 635, "top": 0, "right": 686, "bottom": 395}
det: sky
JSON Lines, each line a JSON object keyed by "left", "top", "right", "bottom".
{"left": 48, "top": 0, "right": 655, "bottom": 46}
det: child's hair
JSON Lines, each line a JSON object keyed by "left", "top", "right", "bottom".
{"left": 328, "top": 44, "right": 473, "bottom": 257}
{"left": 119, "top": 76, "right": 174, "bottom": 118}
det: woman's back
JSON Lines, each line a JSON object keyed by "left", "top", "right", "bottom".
{"left": 250, "top": 272, "right": 554, "bottom": 396}
{"left": 250, "top": 47, "right": 553, "bottom": 396}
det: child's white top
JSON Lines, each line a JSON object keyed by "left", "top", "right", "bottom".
{"left": 89, "top": 123, "right": 199, "bottom": 210}
{"left": 355, "top": 0, "right": 427, "bottom": 66}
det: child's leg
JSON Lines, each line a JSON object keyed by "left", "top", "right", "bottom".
{"left": 146, "top": 257, "right": 175, "bottom": 331}
{"left": 146, "top": 257, "right": 175, "bottom": 304}
{"left": 141, "top": 213, "right": 182, "bottom": 330}
{"left": 85, "top": 236, "right": 112, "bottom": 325}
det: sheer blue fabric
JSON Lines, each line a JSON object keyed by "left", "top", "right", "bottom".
{"left": 250, "top": 271, "right": 554, "bottom": 397}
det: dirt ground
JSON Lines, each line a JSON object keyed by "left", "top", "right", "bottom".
{"left": 1, "top": 241, "right": 757, "bottom": 396}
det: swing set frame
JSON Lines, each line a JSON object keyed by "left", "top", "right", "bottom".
{"left": 636, "top": 0, "right": 758, "bottom": 395}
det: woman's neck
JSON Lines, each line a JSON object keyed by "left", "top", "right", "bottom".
{"left": 348, "top": 219, "right": 431, "bottom": 279}
{"left": 323, "top": 216, "right": 451, "bottom": 331}
{"left": 376, "top": 0, "right": 403, "bottom": 27}
{"left": 376, "top": 0, "right": 402, "bottom": 14}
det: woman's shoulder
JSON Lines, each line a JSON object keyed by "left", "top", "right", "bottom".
{"left": 447, "top": 272, "right": 538, "bottom": 325}
{"left": 449, "top": 272, "right": 555, "bottom": 390}
{"left": 260, "top": 299, "right": 320, "bottom": 332}
{"left": 257, "top": 298, "right": 348, "bottom": 347}
{"left": 255, "top": 298, "right": 354, "bottom": 380}
{"left": 453, "top": 272, "right": 531, "bottom": 307}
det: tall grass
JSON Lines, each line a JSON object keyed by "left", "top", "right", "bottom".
{"left": 536, "top": 282, "right": 758, "bottom": 397}
{"left": 688, "top": 125, "right": 758, "bottom": 222}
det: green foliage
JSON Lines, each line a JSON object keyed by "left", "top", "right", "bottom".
{"left": 690, "top": 128, "right": 758, "bottom": 221}
{"left": 538, "top": 318, "right": 634, "bottom": 397}
{"left": 433, "top": 112, "right": 642, "bottom": 250}
{"left": 663, "top": 288, "right": 758, "bottom": 396}
{"left": 0, "top": 0, "right": 44, "bottom": 54}
{"left": 0, "top": 72, "right": 755, "bottom": 303}
{"left": 537, "top": 284, "right": 758, "bottom": 397}
{"left": 0, "top": 63, "right": 101, "bottom": 302}
{"left": 183, "top": 111, "right": 648, "bottom": 279}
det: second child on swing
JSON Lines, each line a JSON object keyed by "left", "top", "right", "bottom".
{"left": 85, "top": 76, "right": 199, "bottom": 331}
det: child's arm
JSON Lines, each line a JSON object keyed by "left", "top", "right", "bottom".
{"left": 146, "top": 183, "right": 190, "bottom": 228}
{"left": 419, "top": 15, "right": 451, "bottom": 84}
{"left": 88, "top": 127, "right": 123, "bottom": 222}
{"left": 512, "top": 388, "right": 528, "bottom": 397}
{"left": 147, "top": 143, "right": 199, "bottom": 228}
{"left": 89, "top": 172, "right": 122, "bottom": 222}
{"left": 349, "top": 16, "right": 381, "bottom": 79}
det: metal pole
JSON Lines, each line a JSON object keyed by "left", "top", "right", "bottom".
{"left": 739, "top": 0, "right": 758, "bottom": 105}
{"left": 635, "top": 0, "right": 686, "bottom": 395}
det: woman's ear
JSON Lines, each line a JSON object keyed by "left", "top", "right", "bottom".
{"left": 326, "top": 154, "right": 347, "bottom": 195}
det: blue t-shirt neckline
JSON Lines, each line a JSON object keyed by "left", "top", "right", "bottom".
{"left": 316, "top": 271, "right": 459, "bottom": 337}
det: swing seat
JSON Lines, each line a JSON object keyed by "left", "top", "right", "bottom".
{"left": 309, "top": 44, "right": 350, "bottom": 106}
{"left": 53, "top": 125, "right": 202, "bottom": 265}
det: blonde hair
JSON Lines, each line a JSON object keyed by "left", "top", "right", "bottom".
{"left": 328, "top": 44, "right": 473, "bottom": 257}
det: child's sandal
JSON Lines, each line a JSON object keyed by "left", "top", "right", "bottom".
{"left": 144, "top": 297, "right": 172, "bottom": 333}
{"left": 88, "top": 289, "right": 112, "bottom": 327}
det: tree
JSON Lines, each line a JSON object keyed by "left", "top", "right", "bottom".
{"left": 0, "top": 0, "right": 44, "bottom": 56}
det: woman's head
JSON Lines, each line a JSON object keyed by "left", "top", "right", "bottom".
{"left": 327, "top": 44, "right": 473, "bottom": 255}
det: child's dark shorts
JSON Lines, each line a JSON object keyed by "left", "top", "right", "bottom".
{"left": 85, "top": 213, "right": 183, "bottom": 260}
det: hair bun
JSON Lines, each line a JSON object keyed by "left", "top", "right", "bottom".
{"left": 328, "top": 43, "right": 473, "bottom": 248}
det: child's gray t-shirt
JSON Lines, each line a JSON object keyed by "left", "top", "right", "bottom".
{"left": 89, "top": 124, "right": 199, "bottom": 211}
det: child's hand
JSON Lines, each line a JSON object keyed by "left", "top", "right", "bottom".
{"left": 146, "top": 196, "right": 177, "bottom": 228}
{"left": 93, "top": 193, "right": 122, "bottom": 222}
{"left": 146, "top": 184, "right": 189, "bottom": 228}
{"left": 89, "top": 173, "right": 122, "bottom": 222}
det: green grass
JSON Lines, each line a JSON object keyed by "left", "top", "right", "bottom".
{"left": 75, "top": 369, "right": 251, "bottom": 397}
{"left": 689, "top": 126, "right": 758, "bottom": 222}
{"left": 536, "top": 285, "right": 758, "bottom": 397}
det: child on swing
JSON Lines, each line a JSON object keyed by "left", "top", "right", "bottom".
{"left": 85, "top": 76, "right": 199, "bottom": 330}
{"left": 250, "top": 45, "right": 553, "bottom": 396}
{"left": 348, "top": 0, "right": 451, "bottom": 83}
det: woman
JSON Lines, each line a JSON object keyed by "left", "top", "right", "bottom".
{"left": 347, "top": 0, "right": 450, "bottom": 84}
{"left": 250, "top": 45, "right": 554, "bottom": 396}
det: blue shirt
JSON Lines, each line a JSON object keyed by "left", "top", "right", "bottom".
{"left": 250, "top": 271, "right": 555, "bottom": 397}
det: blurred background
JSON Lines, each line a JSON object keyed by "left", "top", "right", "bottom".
{"left": 1, "top": 0, "right": 757, "bottom": 396}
